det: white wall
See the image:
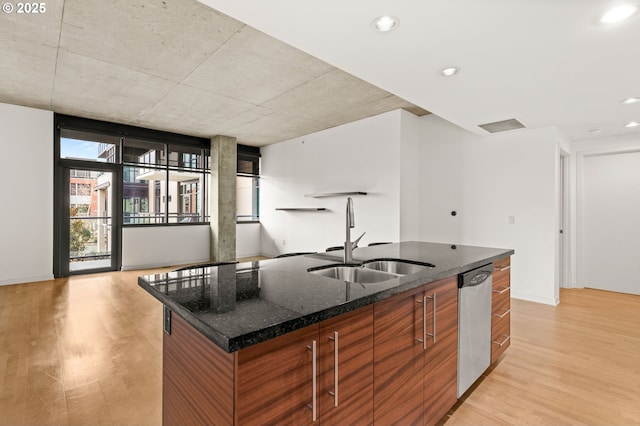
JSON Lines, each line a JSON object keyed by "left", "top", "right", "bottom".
{"left": 580, "top": 151, "right": 640, "bottom": 295}
{"left": 237, "top": 222, "right": 261, "bottom": 258}
{"left": 418, "top": 115, "right": 562, "bottom": 305}
{"left": 121, "top": 225, "right": 210, "bottom": 270}
{"left": 572, "top": 133, "right": 640, "bottom": 291}
{"left": 122, "top": 222, "right": 262, "bottom": 268}
{"left": 0, "top": 103, "right": 54, "bottom": 286}
{"left": 260, "top": 111, "right": 564, "bottom": 305}
{"left": 260, "top": 110, "right": 403, "bottom": 257}
{"left": 399, "top": 110, "right": 422, "bottom": 241}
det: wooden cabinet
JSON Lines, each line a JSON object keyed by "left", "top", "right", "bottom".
{"left": 373, "top": 276, "right": 458, "bottom": 426}
{"left": 163, "top": 313, "right": 235, "bottom": 426}
{"left": 163, "top": 274, "right": 464, "bottom": 425}
{"left": 236, "top": 325, "right": 319, "bottom": 425}
{"left": 423, "top": 276, "right": 458, "bottom": 426}
{"left": 373, "top": 285, "right": 425, "bottom": 425}
{"left": 491, "top": 257, "right": 511, "bottom": 364}
{"left": 236, "top": 305, "right": 373, "bottom": 425}
{"left": 319, "top": 305, "right": 374, "bottom": 425}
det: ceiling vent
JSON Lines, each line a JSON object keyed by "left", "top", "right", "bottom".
{"left": 478, "top": 118, "right": 526, "bottom": 133}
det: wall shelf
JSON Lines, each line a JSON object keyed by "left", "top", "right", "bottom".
{"left": 275, "top": 208, "right": 328, "bottom": 211}
{"left": 304, "top": 191, "right": 367, "bottom": 198}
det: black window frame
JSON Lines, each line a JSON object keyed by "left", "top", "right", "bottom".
{"left": 237, "top": 144, "right": 261, "bottom": 223}
{"left": 55, "top": 114, "right": 211, "bottom": 229}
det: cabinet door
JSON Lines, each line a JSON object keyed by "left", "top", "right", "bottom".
{"left": 319, "top": 305, "right": 374, "bottom": 425}
{"left": 374, "top": 286, "right": 425, "bottom": 426}
{"left": 236, "top": 325, "right": 319, "bottom": 426}
{"left": 422, "top": 276, "right": 459, "bottom": 426}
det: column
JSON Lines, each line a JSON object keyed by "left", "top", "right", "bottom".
{"left": 209, "top": 135, "right": 237, "bottom": 262}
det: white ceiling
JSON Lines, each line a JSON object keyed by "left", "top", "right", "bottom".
{"left": 197, "top": 0, "right": 640, "bottom": 141}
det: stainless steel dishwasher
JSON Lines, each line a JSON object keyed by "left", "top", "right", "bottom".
{"left": 457, "top": 263, "right": 493, "bottom": 397}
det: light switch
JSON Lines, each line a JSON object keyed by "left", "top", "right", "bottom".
{"left": 508, "top": 216, "right": 515, "bottom": 224}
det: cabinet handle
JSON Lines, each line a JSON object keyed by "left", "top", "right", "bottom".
{"left": 492, "top": 334, "right": 510, "bottom": 347}
{"left": 493, "top": 286, "right": 510, "bottom": 294}
{"left": 416, "top": 296, "right": 427, "bottom": 350}
{"left": 306, "top": 340, "right": 317, "bottom": 422}
{"left": 496, "top": 265, "right": 511, "bottom": 272}
{"left": 328, "top": 331, "right": 339, "bottom": 407}
{"left": 493, "top": 309, "right": 510, "bottom": 319}
{"left": 425, "top": 292, "right": 437, "bottom": 344}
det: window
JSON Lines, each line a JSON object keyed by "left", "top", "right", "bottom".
{"left": 57, "top": 116, "right": 260, "bottom": 227}
{"left": 122, "top": 138, "right": 209, "bottom": 225}
{"left": 57, "top": 115, "right": 210, "bottom": 227}
{"left": 60, "top": 129, "right": 119, "bottom": 163}
{"left": 123, "top": 166, "right": 160, "bottom": 224}
{"left": 237, "top": 145, "right": 260, "bottom": 222}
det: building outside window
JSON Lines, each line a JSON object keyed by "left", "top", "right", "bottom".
{"left": 120, "top": 139, "right": 209, "bottom": 225}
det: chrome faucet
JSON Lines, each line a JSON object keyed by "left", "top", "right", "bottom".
{"left": 344, "top": 197, "right": 365, "bottom": 264}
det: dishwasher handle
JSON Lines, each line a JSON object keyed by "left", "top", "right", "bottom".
{"left": 459, "top": 264, "right": 493, "bottom": 288}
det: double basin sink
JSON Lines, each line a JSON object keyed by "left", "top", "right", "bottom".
{"left": 308, "top": 259, "right": 435, "bottom": 284}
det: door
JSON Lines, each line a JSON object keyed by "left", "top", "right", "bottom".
{"left": 68, "top": 168, "right": 115, "bottom": 273}
{"left": 55, "top": 165, "right": 121, "bottom": 276}
{"left": 581, "top": 150, "right": 640, "bottom": 295}
{"left": 558, "top": 151, "right": 569, "bottom": 289}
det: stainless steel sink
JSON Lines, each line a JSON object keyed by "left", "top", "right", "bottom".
{"left": 308, "top": 264, "right": 399, "bottom": 283}
{"left": 361, "top": 258, "right": 434, "bottom": 275}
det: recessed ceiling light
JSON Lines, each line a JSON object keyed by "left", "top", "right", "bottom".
{"left": 600, "top": 4, "right": 638, "bottom": 23}
{"left": 372, "top": 16, "right": 399, "bottom": 32}
{"left": 625, "top": 121, "right": 640, "bottom": 128}
{"left": 622, "top": 97, "right": 640, "bottom": 104}
{"left": 589, "top": 128, "right": 602, "bottom": 134}
{"left": 441, "top": 67, "right": 460, "bottom": 77}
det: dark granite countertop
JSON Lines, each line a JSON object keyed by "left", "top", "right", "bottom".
{"left": 138, "top": 241, "right": 513, "bottom": 353}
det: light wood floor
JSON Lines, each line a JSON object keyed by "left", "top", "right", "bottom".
{"left": 445, "top": 288, "right": 640, "bottom": 425}
{"left": 1, "top": 272, "right": 639, "bottom": 425}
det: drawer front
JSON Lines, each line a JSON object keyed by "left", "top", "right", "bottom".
{"left": 492, "top": 285, "right": 510, "bottom": 313}
{"left": 491, "top": 310, "right": 510, "bottom": 364}
{"left": 494, "top": 257, "right": 510, "bottom": 271}
{"left": 493, "top": 271, "right": 510, "bottom": 292}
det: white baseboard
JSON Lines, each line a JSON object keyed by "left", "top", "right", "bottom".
{"left": 511, "top": 291, "right": 559, "bottom": 306}
{"left": 0, "top": 274, "right": 55, "bottom": 286}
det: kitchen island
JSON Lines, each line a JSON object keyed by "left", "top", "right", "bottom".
{"left": 139, "top": 241, "right": 513, "bottom": 425}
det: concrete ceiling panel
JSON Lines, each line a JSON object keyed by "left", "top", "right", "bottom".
{"left": 136, "top": 83, "right": 257, "bottom": 136}
{"left": 183, "top": 25, "right": 334, "bottom": 105}
{"left": 59, "top": 0, "right": 244, "bottom": 82}
{"left": 0, "top": 0, "right": 63, "bottom": 47}
{"left": 0, "top": 0, "right": 64, "bottom": 109}
{"left": 211, "top": 105, "right": 276, "bottom": 134}
{"left": 52, "top": 50, "right": 177, "bottom": 124}
{"left": 0, "top": 45, "right": 58, "bottom": 110}
{"left": 225, "top": 110, "right": 328, "bottom": 145}
{"left": 263, "top": 69, "right": 395, "bottom": 124}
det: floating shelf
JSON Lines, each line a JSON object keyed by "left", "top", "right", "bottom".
{"left": 275, "top": 208, "right": 328, "bottom": 211}
{"left": 304, "top": 191, "right": 367, "bottom": 198}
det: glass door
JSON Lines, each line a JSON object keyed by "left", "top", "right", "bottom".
{"left": 68, "top": 168, "right": 115, "bottom": 273}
